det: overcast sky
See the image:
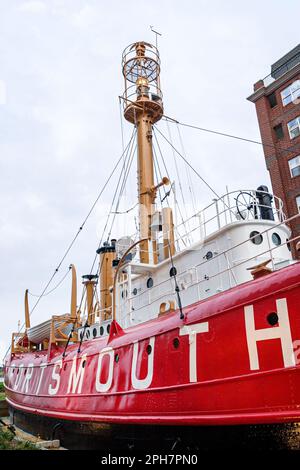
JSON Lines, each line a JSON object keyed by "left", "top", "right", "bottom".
{"left": 0, "top": 0, "right": 299, "bottom": 360}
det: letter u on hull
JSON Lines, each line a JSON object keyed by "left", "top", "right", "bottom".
{"left": 131, "top": 337, "right": 155, "bottom": 390}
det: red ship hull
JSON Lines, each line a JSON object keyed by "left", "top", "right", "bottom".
{"left": 4, "top": 263, "right": 300, "bottom": 431}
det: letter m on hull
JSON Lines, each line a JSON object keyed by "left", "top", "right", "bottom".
{"left": 67, "top": 355, "right": 87, "bottom": 394}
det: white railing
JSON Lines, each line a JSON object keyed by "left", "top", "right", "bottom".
{"left": 118, "top": 213, "right": 300, "bottom": 323}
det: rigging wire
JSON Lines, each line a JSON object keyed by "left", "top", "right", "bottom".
{"left": 28, "top": 266, "right": 72, "bottom": 297}
{"left": 152, "top": 129, "right": 191, "bottom": 243}
{"left": 164, "top": 116, "right": 300, "bottom": 158}
{"left": 154, "top": 125, "right": 237, "bottom": 217}
{"left": 175, "top": 122, "right": 197, "bottom": 214}
{"left": 76, "top": 131, "right": 137, "bottom": 352}
{"left": 3, "top": 130, "right": 136, "bottom": 361}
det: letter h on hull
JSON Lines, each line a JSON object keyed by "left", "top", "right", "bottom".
{"left": 244, "top": 298, "right": 295, "bottom": 371}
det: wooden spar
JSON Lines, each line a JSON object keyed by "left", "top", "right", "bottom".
{"left": 82, "top": 275, "right": 98, "bottom": 325}
{"left": 24, "top": 289, "right": 30, "bottom": 329}
{"left": 112, "top": 238, "right": 148, "bottom": 321}
{"left": 122, "top": 42, "right": 175, "bottom": 264}
{"left": 162, "top": 207, "right": 175, "bottom": 259}
{"left": 70, "top": 264, "right": 77, "bottom": 321}
{"left": 98, "top": 248, "right": 115, "bottom": 321}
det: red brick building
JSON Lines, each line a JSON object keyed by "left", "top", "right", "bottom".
{"left": 248, "top": 44, "right": 300, "bottom": 258}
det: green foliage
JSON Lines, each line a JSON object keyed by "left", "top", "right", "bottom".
{"left": 0, "top": 382, "right": 5, "bottom": 393}
{"left": 0, "top": 425, "right": 38, "bottom": 450}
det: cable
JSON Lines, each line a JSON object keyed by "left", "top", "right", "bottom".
{"left": 2, "top": 130, "right": 136, "bottom": 362}
{"left": 164, "top": 116, "right": 300, "bottom": 158}
{"left": 28, "top": 266, "right": 72, "bottom": 297}
{"left": 154, "top": 125, "right": 237, "bottom": 217}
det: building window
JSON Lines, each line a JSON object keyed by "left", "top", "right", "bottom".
{"left": 281, "top": 80, "right": 300, "bottom": 106}
{"left": 273, "top": 123, "right": 284, "bottom": 140}
{"left": 287, "top": 116, "right": 300, "bottom": 139}
{"left": 288, "top": 156, "right": 300, "bottom": 177}
{"left": 268, "top": 92, "right": 277, "bottom": 108}
{"left": 296, "top": 195, "right": 300, "bottom": 213}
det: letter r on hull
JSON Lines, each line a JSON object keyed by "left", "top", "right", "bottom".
{"left": 244, "top": 298, "right": 295, "bottom": 370}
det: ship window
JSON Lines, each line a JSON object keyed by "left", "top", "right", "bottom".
{"left": 93, "top": 328, "right": 98, "bottom": 338}
{"left": 147, "top": 277, "right": 154, "bottom": 288}
{"left": 107, "top": 324, "right": 110, "bottom": 334}
{"left": 146, "top": 344, "right": 152, "bottom": 355}
{"left": 281, "top": 80, "right": 300, "bottom": 106}
{"left": 268, "top": 92, "right": 277, "bottom": 108}
{"left": 169, "top": 266, "right": 177, "bottom": 277}
{"left": 100, "top": 326, "right": 104, "bottom": 336}
{"left": 132, "top": 288, "right": 138, "bottom": 295}
{"left": 115, "top": 354, "right": 119, "bottom": 363}
{"left": 173, "top": 337, "right": 180, "bottom": 349}
{"left": 272, "top": 233, "right": 281, "bottom": 246}
{"left": 82, "top": 360, "right": 86, "bottom": 368}
{"left": 250, "top": 231, "right": 263, "bottom": 245}
{"left": 86, "top": 329, "right": 90, "bottom": 339}
{"left": 287, "top": 116, "right": 300, "bottom": 139}
{"left": 267, "top": 312, "right": 279, "bottom": 326}
{"left": 273, "top": 123, "right": 284, "bottom": 140}
{"left": 288, "top": 156, "right": 300, "bottom": 177}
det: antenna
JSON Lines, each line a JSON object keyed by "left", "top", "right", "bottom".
{"left": 150, "top": 25, "right": 162, "bottom": 49}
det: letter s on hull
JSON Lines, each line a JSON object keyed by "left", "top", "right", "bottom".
{"left": 48, "top": 360, "right": 62, "bottom": 395}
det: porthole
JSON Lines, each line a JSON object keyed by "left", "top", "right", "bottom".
{"left": 204, "top": 251, "right": 213, "bottom": 260}
{"left": 93, "top": 328, "right": 98, "bottom": 338}
{"left": 115, "top": 354, "right": 119, "bottom": 363}
{"left": 170, "top": 266, "right": 177, "bottom": 277}
{"left": 86, "top": 329, "right": 90, "bottom": 339}
{"left": 132, "top": 288, "right": 138, "bottom": 295}
{"left": 250, "top": 231, "right": 263, "bottom": 245}
{"left": 267, "top": 312, "right": 278, "bottom": 326}
{"left": 173, "top": 337, "right": 180, "bottom": 349}
{"left": 272, "top": 233, "right": 281, "bottom": 246}
{"left": 107, "top": 324, "right": 110, "bottom": 334}
{"left": 146, "top": 344, "right": 152, "bottom": 355}
{"left": 82, "top": 360, "right": 86, "bottom": 368}
{"left": 100, "top": 326, "right": 104, "bottom": 336}
{"left": 147, "top": 277, "right": 154, "bottom": 289}
{"left": 121, "top": 289, "right": 128, "bottom": 299}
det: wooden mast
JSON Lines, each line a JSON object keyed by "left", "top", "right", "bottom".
{"left": 122, "top": 41, "right": 170, "bottom": 264}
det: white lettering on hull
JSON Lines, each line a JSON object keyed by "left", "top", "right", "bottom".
{"left": 179, "top": 322, "right": 209, "bottom": 382}
{"left": 131, "top": 337, "right": 155, "bottom": 390}
{"left": 95, "top": 347, "right": 114, "bottom": 393}
{"left": 67, "top": 354, "right": 87, "bottom": 394}
{"left": 36, "top": 363, "right": 47, "bottom": 395}
{"left": 48, "top": 360, "right": 62, "bottom": 395}
{"left": 244, "top": 298, "right": 295, "bottom": 370}
{"left": 22, "top": 364, "right": 34, "bottom": 393}
{"left": 14, "top": 364, "right": 24, "bottom": 390}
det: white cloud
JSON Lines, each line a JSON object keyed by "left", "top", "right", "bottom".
{"left": 71, "top": 5, "right": 98, "bottom": 29}
{"left": 18, "top": 1, "right": 46, "bottom": 13}
{"left": 0, "top": 80, "right": 6, "bottom": 105}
